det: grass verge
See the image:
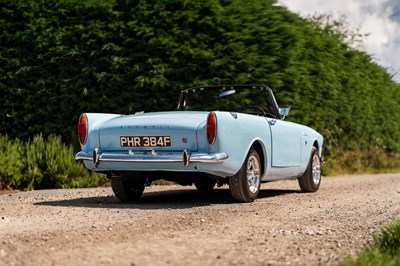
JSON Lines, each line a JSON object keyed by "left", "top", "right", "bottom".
{"left": 339, "top": 219, "right": 400, "bottom": 266}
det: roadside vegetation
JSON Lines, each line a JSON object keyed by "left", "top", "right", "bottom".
{"left": 339, "top": 219, "right": 400, "bottom": 266}
{"left": 1, "top": 0, "right": 400, "bottom": 190}
{"left": 0, "top": 134, "right": 107, "bottom": 190}
{"left": 323, "top": 147, "right": 400, "bottom": 176}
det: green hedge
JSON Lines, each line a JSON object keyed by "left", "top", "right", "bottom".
{"left": 1, "top": 0, "right": 400, "bottom": 156}
{"left": 0, "top": 134, "right": 107, "bottom": 190}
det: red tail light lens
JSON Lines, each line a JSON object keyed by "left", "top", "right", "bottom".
{"left": 78, "top": 114, "right": 88, "bottom": 144}
{"left": 206, "top": 112, "right": 217, "bottom": 144}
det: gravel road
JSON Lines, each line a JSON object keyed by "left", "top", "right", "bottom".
{"left": 1, "top": 173, "right": 400, "bottom": 266}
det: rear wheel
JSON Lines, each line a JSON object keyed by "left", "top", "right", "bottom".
{"left": 111, "top": 176, "right": 145, "bottom": 202}
{"left": 298, "top": 147, "right": 321, "bottom": 192}
{"left": 229, "top": 149, "right": 261, "bottom": 202}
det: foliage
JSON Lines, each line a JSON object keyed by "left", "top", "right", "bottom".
{"left": 322, "top": 146, "right": 400, "bottom": 176}
{"left": 0, "top": 135, "right": 24, "bottom": 188}
{"left": 0, "top": 134, "right": 107, "bottom": 190}
{"left": 1, "top": 0, "right": 400, "bottom": 169}
{"left": 339, "top": 219, "right": 400, "bottom": 266}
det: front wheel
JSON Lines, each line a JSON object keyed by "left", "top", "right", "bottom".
{"left": 298, "top": 147, "right": 321, "bottom": 192}
{"left": 229, "top": 149, "right": 262, "bottom": 202}
{"left": 111, "top": 177, "right": 145, "bottom": 202}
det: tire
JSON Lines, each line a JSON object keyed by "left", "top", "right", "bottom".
{"left": 298, "top": 147, "right": 321, "bottom": 192}
{"left": 194, "top": 178, "right": 216, "bottom": 191}
{"left": 229, "top": 148, "right": 262, "bottom": 202}
{"left": 111, "top": 177, "right": 145, "bottom": 202}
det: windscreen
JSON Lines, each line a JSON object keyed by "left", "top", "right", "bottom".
{"left": 182, "top": 87, "right": 278, "bottom": 118}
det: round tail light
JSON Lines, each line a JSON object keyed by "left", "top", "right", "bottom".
{"left": 78, "top": 114, "right": 88, "bottom": 144}
{"left": 206, "top": 112, "right": 217, "bottom": 144}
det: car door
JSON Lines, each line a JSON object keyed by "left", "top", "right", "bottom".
{"left": 266, "top": 117, "right": 301, "bottom": 179}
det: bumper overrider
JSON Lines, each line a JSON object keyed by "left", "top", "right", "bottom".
{"left": 75, "top": 149, "right": 229, "bottom": 167}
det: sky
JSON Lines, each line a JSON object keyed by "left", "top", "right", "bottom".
{"left": 278, "top": 0, "right": 400, "bottom": 82}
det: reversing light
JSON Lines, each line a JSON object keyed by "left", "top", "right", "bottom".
{"left": 78, "top": 114, "right": 88, "bottom": 145}
{"left": 206, "top": 112, "right": 217, "bottom": 144}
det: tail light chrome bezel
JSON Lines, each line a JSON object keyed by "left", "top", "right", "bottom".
{"left": 78, "top": 113, "right": 88, "bottom": 145}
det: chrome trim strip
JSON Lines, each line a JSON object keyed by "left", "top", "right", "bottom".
{"left": 75, "top": 151, "right": 229, "bottom": 164}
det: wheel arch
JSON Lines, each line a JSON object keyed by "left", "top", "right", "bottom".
{"left": 251, "top": 140, "right": 266, "bottom": 177}
{"left": 313, "top": 140, "right": 319, "bottom": 151}
{"left": 312, "top": 140, "right": 323, "bottom": 158}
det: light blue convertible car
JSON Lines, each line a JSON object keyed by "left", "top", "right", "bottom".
{"left": 76, "top": 85, "right": 323, "bottom": 202}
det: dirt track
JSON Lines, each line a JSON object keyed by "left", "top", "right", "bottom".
{"left": 1, "top": 174, "right": 400, "bottom": 266}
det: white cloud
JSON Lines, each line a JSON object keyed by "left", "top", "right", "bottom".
{"left": 278, "top": 0, "right": 400, "bottom": 82}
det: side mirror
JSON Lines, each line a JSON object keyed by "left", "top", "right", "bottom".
{"left": 279, "top": 107, "right": 290, "bottom": 119}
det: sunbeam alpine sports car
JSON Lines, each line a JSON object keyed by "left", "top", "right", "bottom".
{"left": 75, "top": 84, "right": 323, "bottom": 202}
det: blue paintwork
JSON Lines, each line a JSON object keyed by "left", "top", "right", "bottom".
{"left": 76, "top": 86, "right": 323, "bottom": 183}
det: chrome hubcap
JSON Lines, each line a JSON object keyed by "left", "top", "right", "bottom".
{"left": 247, "top": 154, "right": 261, "bottom": 194}
{"left": 312, "top": 154, "right": 321, "bottom": 185}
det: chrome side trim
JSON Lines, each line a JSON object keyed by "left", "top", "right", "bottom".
{"left": 75, "top": 150, "right": 229, "bottom": 165}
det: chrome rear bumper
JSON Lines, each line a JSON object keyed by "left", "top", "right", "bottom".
{"left": 75, "top": 149, "right": 228, "bottom": 167}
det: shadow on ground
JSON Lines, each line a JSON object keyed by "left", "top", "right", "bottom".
{"left": 34, "top": 187, "right": 301, "bottom": 210}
